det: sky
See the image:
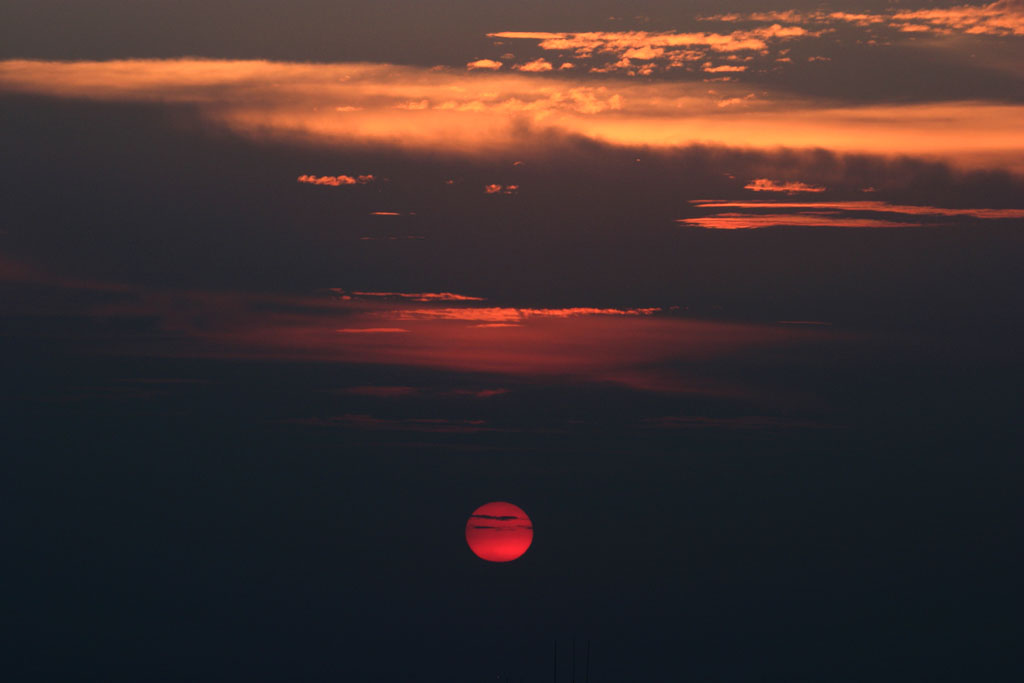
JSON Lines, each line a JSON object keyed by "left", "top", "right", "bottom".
{"left": 2, "top": 1, "right": 1023, "bottom": 681}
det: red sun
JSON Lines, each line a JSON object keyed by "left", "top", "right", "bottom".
{"left": 465, "top": 501, "right": 533, "bottom": 562}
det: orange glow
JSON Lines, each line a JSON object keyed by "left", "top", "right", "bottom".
{"left": 335, "top": 327, "right": 410, "bottom": 334}
{"left": 467, "top": 59, "right": 503, "bottom": 70}
{"left": 339, "top": 291, "right": 486, "bottom": 302}
{"left": 513, "top": 59, "right": 554, "bottom": 72}
{"left": 679, "top": 214, "right": 917, "bottom": 229}
{"left": 488, "top": 26, "right": 812, "bottom": 56}
{"left": 703, "top": 64, "right": 748, "bottom": 73}
{"left": 744, "top": 179, "right": 826, "bottom": 193}
{"left": 691, "top": 200, "right": 1024, "bottom": 218}
{"left": 0, "top": 260, "right": 826, "bottom": 396}
{"left": 297, "top": 174, "right": 375, "bottom": 186}
{"left": 3, "top": 59, "right": 1023, "bottom": 170}
{"left": 465, "top": 502, "right": 533, "bottom": 563}
{"left": 682, "top": 198, "right": 1024, "bottom": 229}
{"left": 704, "top": 3, "right": 1024, "bottom": 37}
{"left": 484, "top": 183, "right": 519, "bottom": 195}
{"left": 389, "top": 306, "right": 661, "bottom": 322}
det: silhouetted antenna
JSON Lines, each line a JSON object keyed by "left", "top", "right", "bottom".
{"left": 585, "top": 640, "right": 591, "bottom": 683}
{"left": 572, "top": 637, "right": 576, "bottom": 683}
{"left": 553, "top": 640, "right": 557, "bottom": 683}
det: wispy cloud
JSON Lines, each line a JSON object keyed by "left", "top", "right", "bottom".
{"left": 297, "top": 174, "right": 375, "bottom": 186}
{"left": 390, "top": 307, "right": 661, "bottom": 322}
{"left": 329, "top": 290, "right": 486, "bottom": 302}
{"left": 703, "top": 1, "right": 1024, "bottom": 37}
{"left": 335, "top": 327, "right": 410, "bottom": 334}
{"left": 744, "top": 179, "right": 826, "bottom": 193}
{"left": 3, "top": 59, "right": 1022, "bottom": 169}
{"left": 484, "top": 183, "right": 519, "bottom": 195}
{"left": 692, "top": 200, "right": 1024, "bottom": 219}
{"left": 467, "top": 59, "right": 503, "bottom": 70}
{"left": 513, "top": 59, "right": 554, "bottom": 72}
{"left": 681, "top": 199, "right": 1024, "bottom": 229}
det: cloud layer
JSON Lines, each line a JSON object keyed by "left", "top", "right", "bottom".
{"left": 2, "top": 58, "right": 1023, "bottom": 171}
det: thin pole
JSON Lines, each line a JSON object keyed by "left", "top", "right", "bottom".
{"left": 585, "top": 640, "right": 591, "bottom": 683}
{"left": 572, "top": 638, "right": 576, "bottom": 683}
{"left": 553, "top": 640, "right": 557, "bottom": 683}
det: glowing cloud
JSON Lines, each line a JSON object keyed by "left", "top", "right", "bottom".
{"left": 297, "top": 174, "right": 375, "bottom": 186}
{"left": 484, "top": 184, "right": 519, "bottom": 195}
{"left": 682, "top": 199, "right": 1024, "bottom": 229}
{"left": 679, "top": 214, "right": 917, "bottom": 229}
{"left": 331, "top": 290, "right": 486, "bottom": 302}
{"left": 336, "top": 328, "right": 410, "bottom": 334}
{"left": 3, "top": 59, "right": 1023, "bottom": 170}
{"left": 467, "top": 59, "right": 503, "bottom": 70}
{"left": 390, "top": 307, "right": 661, "bottom": 322}
{"left": 513, "top": 59, "right": 554, "bottom": 72}
{"left": 692, "top": 200, "right": 1024, "bottom": 218}
{"left": 703, "top": 2, "right": 1024, "bottom": 37}
{"left": 744, "top": 179, "right": 826, "bottom": 193}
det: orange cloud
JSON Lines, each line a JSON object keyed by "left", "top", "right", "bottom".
{"left": 682, "top": 198, "right": 1024, "bottom": 229}
{"left": 703, "top": 2, "right": 1024, "bottom": 37}
{"left": 513, "top": 59, "right": 554, "bottom": 72}
{"left": 489, "top": 27, "right": 817, "bottom": 74}
{"left": 744, "top": 179, "right": 826, "bottom": 193}
{"left": 484, "top": 184, "right": 519, "bottom": 195}
{"left": 703, "top": 64, "right": 748, "bottom": 73}
{"left": 335, "top": 290, "right": 486, "bottom": 302}
{"left": 692, "top": 200, "right": 1024, "bottom": 219}
{"left": 467, "top": 59, "right": 503, "bottom": 70}
{"left": 678, "top": 214, "right": 916, "bottom": 229}
{"left": 336, "top": 327, "right": 410, "bottom": 333}
{"left": 3, "top": 59, "right": 1023, "bottom": 171}
{"left": 297, "top": 174, "right": 375, "bottom": 186}
{"left": 891, "top": 2, "right": 1024, "bottom": 36}
{"left": 390, "top": 307, "right": 661, "bottom": 322}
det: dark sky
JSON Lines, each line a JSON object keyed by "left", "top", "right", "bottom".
{"left": 3, "top": 2, "right": 1024, "bottom": 682}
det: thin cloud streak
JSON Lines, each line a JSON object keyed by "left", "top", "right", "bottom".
{"left": 744, "top": 179, "right": 826, "bottom": 193}
{"left": 679, "top": 214, "right": 920, "bottom": 229}
{"left": 297, "top": 174, "right": 375, "bottom": 186}
{"left": 682, "top": 198, "right": 1024, "bottom": 229}
{"left": 692, "top": 200, "right": 1024, "bottom": 218}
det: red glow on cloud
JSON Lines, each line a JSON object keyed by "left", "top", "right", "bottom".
{"left": 679, "top": 214, "right": 917, "bottom": 229}
{"left": 744, "top": 178, "right": 827, "bottom": 193}
{"left": 681, "top": 199, "right": 1024, "bottom": 229}
{"left": 336, "top": 327, "right": 410, "bottom": 334}
{"left": 297, "top": 174, "right": 375, "bottom": 186}
{"left": 484, "top": 184, "right": 519, "bottom": 195}
{"left": 391, "top": 306, "right": 661, "bottom": 323}
{"left": 692, "top": 200, "right": 1024, "bottom": 218}
{"left": 337, "top": 290, "right": 486, "bottom": 302}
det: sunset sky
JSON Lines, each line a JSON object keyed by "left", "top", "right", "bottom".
{"left": 3, "top": 1, "right": 1023, "bottom": 681}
